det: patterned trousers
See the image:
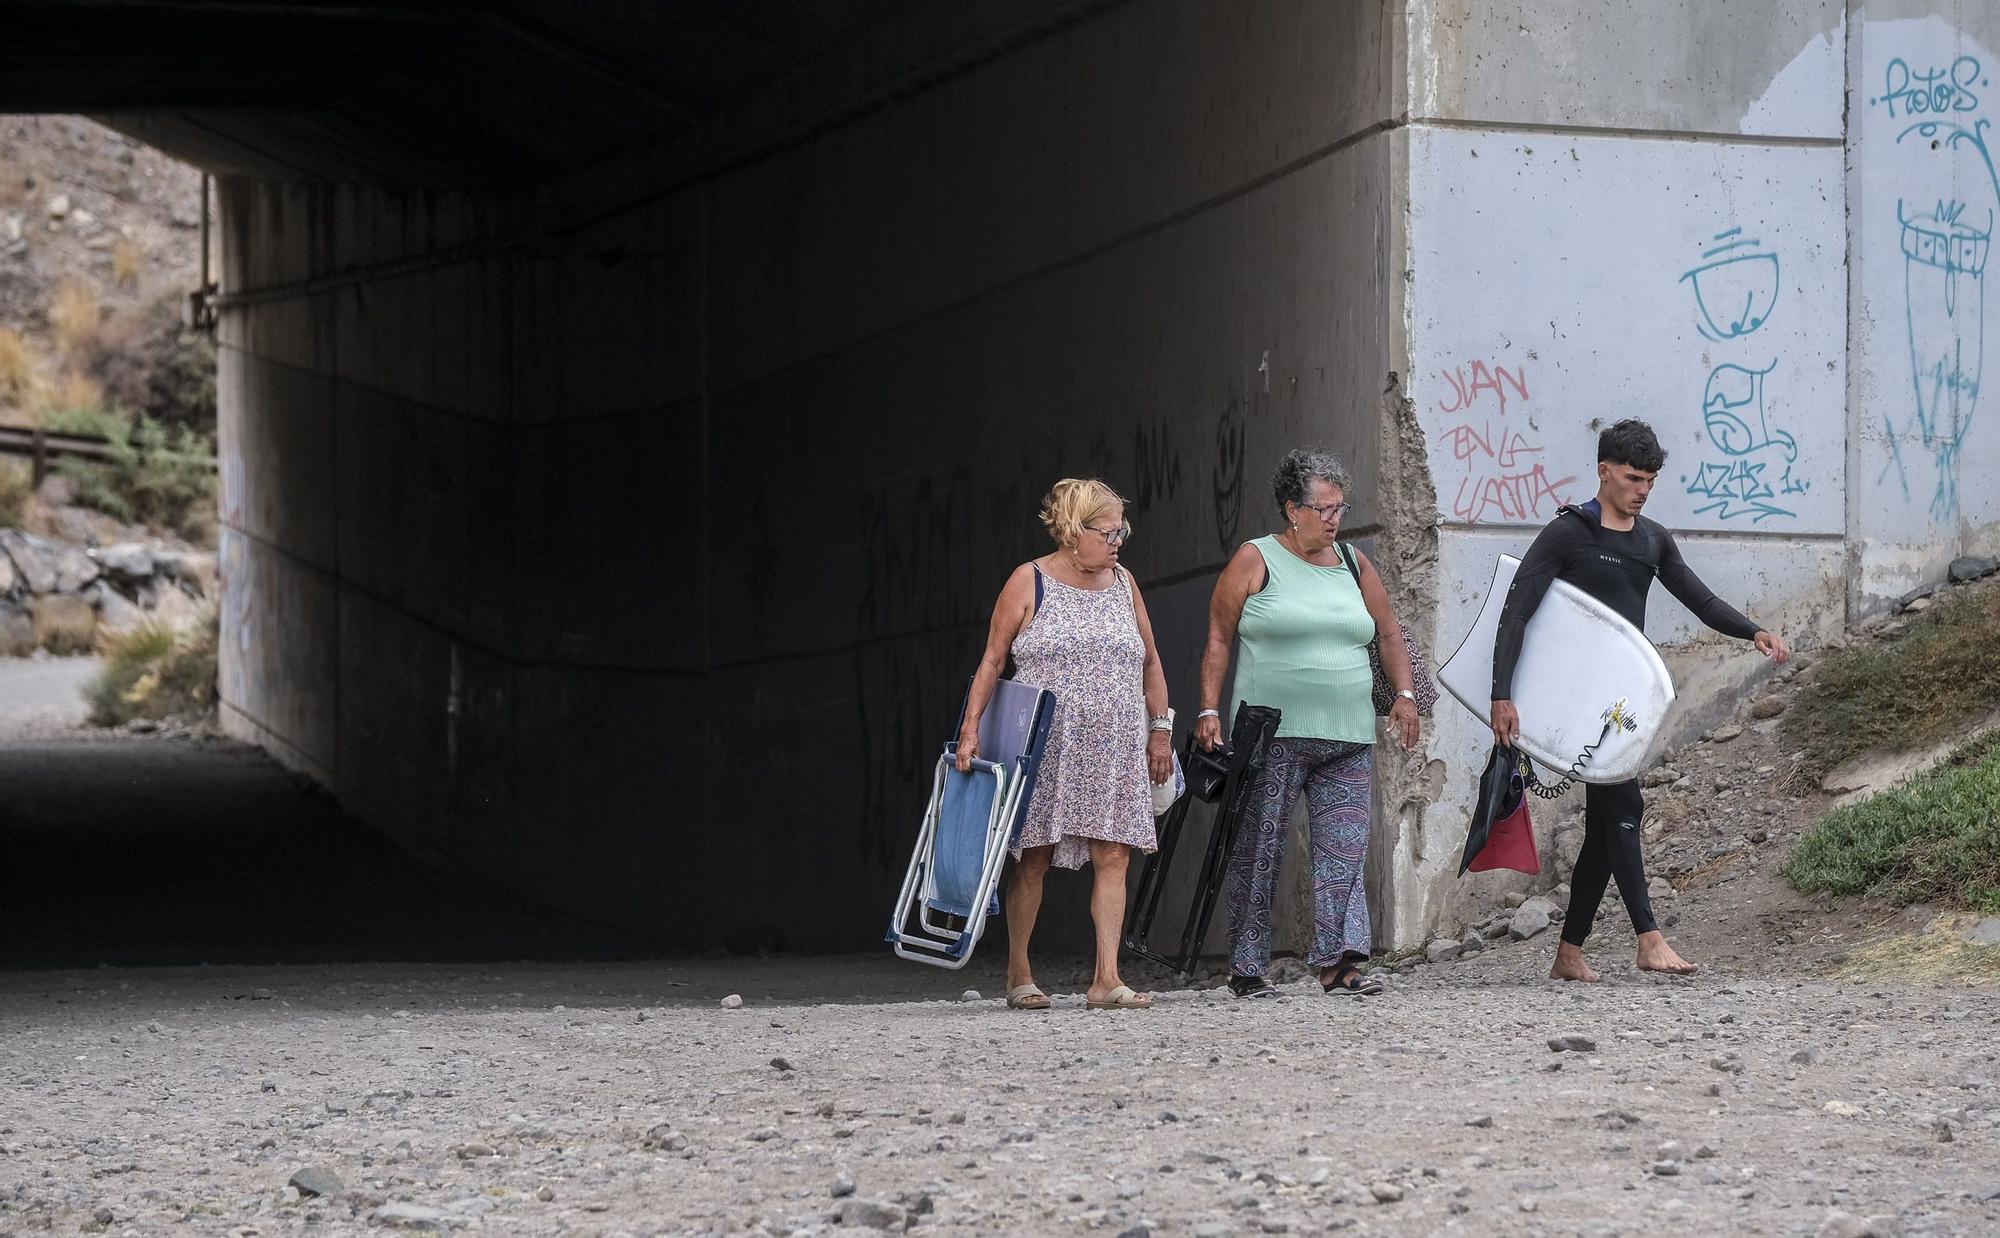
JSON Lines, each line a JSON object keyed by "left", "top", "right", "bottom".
{"left": 1225, "top": 737, "right": 1374, "bottom": 975}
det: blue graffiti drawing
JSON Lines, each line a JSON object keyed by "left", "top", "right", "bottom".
{"left": 1680, "top": 228, "right": 1781, "bottom": 341}
{"left": 1675, "top": 217, "right": 1808, "bottom": 525}
{"left": 1891, "top": 184, "right": 1987, "bottom": 520}
{"left": 1682, "top": 359, "right": 1804, "bottom": 520}
{"left": 1872, "top": 55, "right": 1983, "bottom": 119}
{"left": 1871, "top": 53, "right": 1997, "bottom": 522}
{"left": 1700, "top": 361, "right": 1796, "bottom": 459}
{"left": 1684, "top": 459, "right": 1794, "bottom": 523}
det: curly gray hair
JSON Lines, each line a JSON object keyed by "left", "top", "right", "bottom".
{"left": 1270, "top": 448, "right": 1353, "bottom": 516}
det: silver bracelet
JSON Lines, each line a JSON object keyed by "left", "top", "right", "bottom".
{"left": 1197, "top": 708, "right": 1220, "bottom": 720}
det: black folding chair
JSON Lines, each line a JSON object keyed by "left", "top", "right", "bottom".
{"left": 1123, "top": 703, "right": 1282, "bottom": 976}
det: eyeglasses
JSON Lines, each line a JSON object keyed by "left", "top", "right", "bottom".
{"left": 1084, "top": 523, "right": 1133, "bottom": 545}
{"left": 1297, "top": 500, "right": 1350, "bottom": 521}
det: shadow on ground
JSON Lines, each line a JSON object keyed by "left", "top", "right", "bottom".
{"left": 0, "top": 737, "right": 660, "bottom": 969}
{"left": 0, "top": 726, "right": 1171, "bottom": 1006}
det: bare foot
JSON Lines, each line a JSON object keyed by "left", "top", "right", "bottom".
{"left": 1635, "top": 931, "right": 1699, "bottom": 975}
{"left": 1549, "top": 942, "right": 1600, "bottom": 983}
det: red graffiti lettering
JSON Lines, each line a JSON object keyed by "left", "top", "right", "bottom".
{"left": 1437, "top": 359, "right": 1531, "bottom": 415}
{"left": 1450, "top": 465, "right": 1578, "bottom": 524}
{"left": 1443, "top": 422, "right": 1544, "bottom": 468}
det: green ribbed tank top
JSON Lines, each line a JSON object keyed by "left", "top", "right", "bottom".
{"left": 1230, "top": 535, "right": 1377, "bottom": 744}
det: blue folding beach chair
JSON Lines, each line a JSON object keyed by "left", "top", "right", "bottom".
{"left": 885, "top": 678, "right": 1055, "bottom": 968}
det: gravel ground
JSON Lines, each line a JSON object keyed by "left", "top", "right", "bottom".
{"left": 5, "top": 607, "right": 1999, "bottom": 1236}
{"left": 3, "top": 954, "right": 1996, "bottom": 1237}
{"left": 0, "top": 655, "right": 96, "bottom": 737}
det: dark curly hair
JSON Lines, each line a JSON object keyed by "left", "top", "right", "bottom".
{"left": 1598, "top": 419, "right": 1667, "bottom": 472}
{"left": 1270, "top": 448, "right": 1352, "bottom": 516}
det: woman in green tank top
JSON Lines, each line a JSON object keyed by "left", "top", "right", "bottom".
{"left": 1194, "top": 449, "right": 1422, "bottom": 998}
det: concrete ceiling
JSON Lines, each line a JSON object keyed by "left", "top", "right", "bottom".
{"left": 0, "top": 0, "right": 1084, "bottom": 188}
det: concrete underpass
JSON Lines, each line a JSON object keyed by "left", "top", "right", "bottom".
{"left": 9, "top": 8, "right": 2000, "bottom": 1237}
{"left": 5, "top": 1, "right": 1999, "bottom": 965}
{"left": 3, "top": 1, "right": 1414, "bottom": 960}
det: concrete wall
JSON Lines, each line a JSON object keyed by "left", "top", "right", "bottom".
{"left": 216, "top": 1, "right": 1408, "bottom": 952}
{"left": 1849, "top": 3, "right": 2000, "bottom": 605}
{"left": 1394, "top": 1, "right": 1855, "bottom": 939}
{"left": 1395, "top": 0, "right": 2000, "bottom": 945}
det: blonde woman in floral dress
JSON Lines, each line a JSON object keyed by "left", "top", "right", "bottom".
{"left": 956, "top": 478, "right": 1173, "bottom": 1010}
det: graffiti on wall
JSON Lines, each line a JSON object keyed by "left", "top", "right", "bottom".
{"left": 1681, "top": 226, "right": 1782, "bottom": 342}
{"left": 1433, "top": 358, "right": 1577, "bottom": 523}
{"left": 1131, "top": 421, "right": 1184, "bottom": 516}
{"left": 1211, "top": 397, "right": 1246, "bottom": 552}
{"left": 1870, "top": 52, "right": 1996, "bottom": 522}
{"left": 852, "top": 473, "right": 978, "bottom": 868}
{"left": 1677, "top": 229, "right": 1805, "bottom": 522}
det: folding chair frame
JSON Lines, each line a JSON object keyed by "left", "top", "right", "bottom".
{"left": 1123, "top": 703, "right": 1282, "bottom": 977}
{"left": 885, "top": 681, "right": 1054, "bottom": 969}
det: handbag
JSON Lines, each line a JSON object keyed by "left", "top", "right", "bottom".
{"left": 1333, "top": 542, "right": 1438, "bottom": 717}
{"left": 1152, "top": 735, "right": 1234, "bottom": 815}
{"left": 1460, "top": 745, "right": 1540, "bottom": 875}
{"left": 1184, "top": 740, "right": 1234, "bottom": 803}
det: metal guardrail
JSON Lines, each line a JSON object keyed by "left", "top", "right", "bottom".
{"left": 0, "top": 425, "right": 121, "bottom": 486}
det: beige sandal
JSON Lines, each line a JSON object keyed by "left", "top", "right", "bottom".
{"left": 1005, "top": 984, "right": 1051, "bottom": 1010}
{"left": 1086, "top": 985, "right": 1152, "bottom": 1010}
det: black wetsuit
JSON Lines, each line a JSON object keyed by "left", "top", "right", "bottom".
{"left": 1492, "top": 500, "right": 1761, "bottom": 948}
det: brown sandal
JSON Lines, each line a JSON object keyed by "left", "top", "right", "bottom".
{"left": 1005, "top": 984, "right": 1051, "bottom": 1010}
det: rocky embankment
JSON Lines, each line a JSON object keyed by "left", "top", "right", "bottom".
{"left": 1379, "top": 551, "right": 2000, "bottom": 985}
{"left": 0, "top": 523, "right": 211, "bottom": 655}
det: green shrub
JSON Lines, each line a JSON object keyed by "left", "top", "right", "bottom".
{"left": 87, "top": 608, "right": 218, "bottom": 727}
{"left": 128, "top": 416, "right": 217, "bottom": 530}
{"left": 41, "top": 401, "right": 132, "bottom": 439}
{"left": 1783, "top": 728, "right": 2000, "bottom": 914}
{"left": 145, "top": 322, "right": 217, "bottom": 433}
{"left": 50, "top": 406, "right": 214, "bottom": 535}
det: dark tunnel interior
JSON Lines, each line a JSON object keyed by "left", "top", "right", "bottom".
{"left": 0, "top": 1, "right": 1407, "bottom": 967}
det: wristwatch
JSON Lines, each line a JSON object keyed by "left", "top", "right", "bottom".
{"left": 1394, "top": 689, "right": 1417, "bottom": 703}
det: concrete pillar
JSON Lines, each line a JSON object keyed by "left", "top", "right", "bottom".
{"left": 1847, "top": 0, "right": 2000, "bottom": 607}
{"left": 1394, "top": 1, "right": 1865, "bottom": 945}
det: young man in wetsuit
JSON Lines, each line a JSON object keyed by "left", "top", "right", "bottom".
{"left": 1489, "top": 419, "right": 1789, "bottom": 981}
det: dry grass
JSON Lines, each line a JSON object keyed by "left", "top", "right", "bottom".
{"left": 30, "top": 595, "right": 97, "bottom": 656}
{"left": 47, "top": 371, "right": 104, "bottom": 419}
{"left": 1783, "top": 585, "right": 2000, "bottom": 774}
{"left": 87, "top": 607, "right": 218, "bottom": 726}
{"left": 111, "top": 239, "right": 144, "bottom": 289}
{"left": 1831, "top": 912, "right": 2000, "bottom": 985}
{"left": 49, "top": 280, "right": 105, "bottom": 359}
{"left": 0, "top": 458, "right": 30, "bottom": 527}
{"left": 0, "top": 327, "right": 35, "bottom": 409}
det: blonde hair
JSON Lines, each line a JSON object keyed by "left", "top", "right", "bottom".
{"left": 1039, "top": 477, "right": 1127, "bottom": 547}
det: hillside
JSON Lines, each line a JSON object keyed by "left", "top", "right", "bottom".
{"left": 1, "top": 115, "right": 203, "bottom": 356}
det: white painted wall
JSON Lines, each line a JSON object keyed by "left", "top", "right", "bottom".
{"left": 1850, "top": 13, "right": 2000, "bottom": 606}
{"left": 1409, "top": 128, "right": 1848, "bottom": 538}
{"left": 1391, "top": 1, "right": 1862, "bottom": 944}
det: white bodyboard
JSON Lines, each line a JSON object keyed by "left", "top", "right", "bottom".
{"left": 1438, "top": 555, "right": 1675, "bottom": 785}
